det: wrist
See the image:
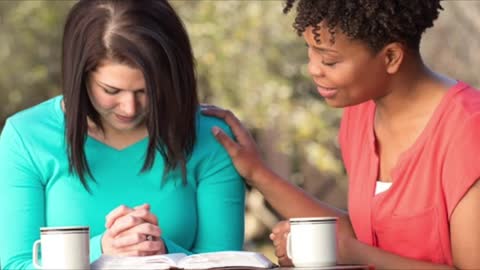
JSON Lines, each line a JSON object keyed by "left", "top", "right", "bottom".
{"left": 100, "top": 233, "right": 107, "bottom": 254}
{"left": 337, "top": 234, "right": 356, "bottom": 265}
{"left": 250, "top": 164, "right": 276, "bottom": 190}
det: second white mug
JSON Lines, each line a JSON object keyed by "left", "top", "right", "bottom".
{"left": 286, "top": 217, "right": 338, "bottom": 267}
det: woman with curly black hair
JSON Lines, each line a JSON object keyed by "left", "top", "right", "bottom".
{"left": 203, "top": 0, "right": 480, "bottom": 268}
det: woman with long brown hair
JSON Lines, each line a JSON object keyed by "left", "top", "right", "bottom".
{"left": 0, "top": 1, "right": 245, "bottom": 269}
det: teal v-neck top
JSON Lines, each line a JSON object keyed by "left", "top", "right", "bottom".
{"left": 0, "top": 96, "right": 245, "bottom": 270}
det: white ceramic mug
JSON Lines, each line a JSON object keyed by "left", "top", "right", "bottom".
{"left": 32, "top": 226, "right": 90, "bottom": 269}
{"left": 286, "top": 217, "right": 338, "bottom": 267}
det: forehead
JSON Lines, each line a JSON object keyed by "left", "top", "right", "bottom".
{"left": 93, "top": 59, "right": 142, "bottom": 76}
{"left": 91, "top": 59, "right": 145, "bottom": 88}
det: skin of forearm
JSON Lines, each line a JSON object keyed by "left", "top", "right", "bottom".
{"left": 251, "top": 166, "right": 356, "bottom": 238}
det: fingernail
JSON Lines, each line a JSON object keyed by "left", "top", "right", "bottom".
{"left": 212, "top": 126, "right": 220, "bottom": 135}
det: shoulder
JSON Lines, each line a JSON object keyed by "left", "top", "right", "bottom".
{"left": 445, "top": 82, "right": 480, "bottom": 115}
{"left": 440, "top": 92, "right": 480, "bottom": 217}
{"left": 189, "top": 110, "right": 235, "bottom": 164}
{"left": 2, "top": 96, "right": 64, "bottom": 148}
{"left": 5, "top": 96, "right": 63, "bottom": 131}
{"left": 195, "top": 110, "right": 233, "bottom": 143}
{"left": 438, "top": 83, "right": 480, "bottom": 137}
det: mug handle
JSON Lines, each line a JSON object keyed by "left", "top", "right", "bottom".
{"left": 286, "top": 232, "right": 293, "bottom": 259}
{"left": 32, "top": 239, "right": 43, "bottom": 269}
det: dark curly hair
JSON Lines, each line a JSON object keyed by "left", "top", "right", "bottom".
{"left": 283, "top": 0, "right": 443, "bottom": 52}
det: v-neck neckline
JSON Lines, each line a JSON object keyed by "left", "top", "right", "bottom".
{"left": 368, "top": 81, "right": 468, "bottom": 184}
{"left": 86, "top": 135, "right": 148, "bottom": 152}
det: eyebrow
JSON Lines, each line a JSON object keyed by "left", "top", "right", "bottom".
{"left": 314, "top": 46, "right": 338, "bottom": 54}
{"left": 96, "top": 81, "right": 145, "bottom": 92}
{"left": 307, "top": 43, "right": 339, "bottom": 54}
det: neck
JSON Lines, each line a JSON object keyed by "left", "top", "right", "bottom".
{"left": 88, "top": 119, "right": 148, "bottom": 149}
{"left": 61, "top": 100, "right": 148, "bottom": 149}
{"left": 374, "top": 57, "right": 455, "bottom": 123}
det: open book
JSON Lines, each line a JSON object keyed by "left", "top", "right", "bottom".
{"left": 91, "top": 251, "right": 276, "bottom": 270}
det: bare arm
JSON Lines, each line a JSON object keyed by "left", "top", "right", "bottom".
{"left": 201, "top": 107, "right": 479, "bottom": 269}
{"left": 202, "top": 106, "right": 354, "bottom": 235}
{"left": 450, "top": 180, "right": 480, "bottom": 269}
{"left": 252, "top": 165, "right": 354, "bottom": 236}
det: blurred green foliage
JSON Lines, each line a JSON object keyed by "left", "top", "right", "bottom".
{"left": 0, "top": 0, "right": 73, "bottom": 123}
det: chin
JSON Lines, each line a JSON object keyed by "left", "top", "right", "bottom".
{"left": 110, "top": 123, "right": 140, "bottom": 132}
{"left": 324, "top": 98, "right": 349, "bottom": 108}
{"left": 325, "top": 96, "right": 370, "bottom": 108}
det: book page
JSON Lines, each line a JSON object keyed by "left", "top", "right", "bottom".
{"left": 177, "top": 251, "right": 274, "bottom": 270}
{"left": 91, "top": 253, "right": 188, "bottom": 270}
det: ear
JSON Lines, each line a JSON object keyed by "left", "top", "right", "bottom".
{"left": 381, "top": 42, "right": 405, "bottom": 74}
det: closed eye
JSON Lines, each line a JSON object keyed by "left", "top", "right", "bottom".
{"left": 95, "top": 80, "right": 145, "bottom": 95}
{"left": 102, "top": 87, "right": 119, "bottom": 95}
{"left": 135, "top": 89, "right": 146, "bottom": 95}
{"left": 321, "top": 61, "right": 337, "bottom": 67}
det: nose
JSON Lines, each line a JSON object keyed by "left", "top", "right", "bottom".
{"left": 307, "top": 47, "right": 325, "bottom": 78}
{"left": 308, "top": 59, "right": 325, "bottom": 78}
{"left": 119, "top": 93, "right": 137, "bottom": 116}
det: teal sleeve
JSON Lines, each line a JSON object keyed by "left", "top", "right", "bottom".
{"left": 89, "top": 233, "right": 104, "bottom": 262}
{"left": 0, "top": 121, "right": 44, "bottom": 270}
{"left": 191, "top": 125, "right": 246, "bottom": 253}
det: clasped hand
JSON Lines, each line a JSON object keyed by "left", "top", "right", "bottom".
{"left": 102, "top": 204, "right": 166, "bottom": 256}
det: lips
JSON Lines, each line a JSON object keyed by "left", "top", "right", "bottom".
{"left": 316, "top": 85, "right": 338, "bottom": 99}
{"left": 115, "top": 114, "right": 136, "bottom": 123}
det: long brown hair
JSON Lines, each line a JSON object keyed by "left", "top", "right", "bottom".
{"left": 61, "top": 0, "right": 198, "bottom": 190}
